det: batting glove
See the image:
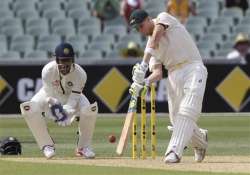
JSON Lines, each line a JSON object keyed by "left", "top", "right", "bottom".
{"left": 129, "top": 82, "right": 148, "bottom": 97}
{"left": 132, "top": 62, "right": 148, "bottom": 84}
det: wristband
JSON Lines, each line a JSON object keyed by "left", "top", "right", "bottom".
{"left": 141, "top": 60, "right": 149, "bottom": 71}
{"left": 144, "top": 47, "right": 156, "bottom": 56}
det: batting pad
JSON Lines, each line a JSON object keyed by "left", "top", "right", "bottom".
{"left": 77, "top": 114, "right": 96, "bottom": 148}
{"left": 77, "top": 103, "right": 98, "bottom": 149}
{"left": 165, "top": 115, "right": 195, "bottom": 158}
{"left": 20, "top": 102, "right": 54, "bottom": 149}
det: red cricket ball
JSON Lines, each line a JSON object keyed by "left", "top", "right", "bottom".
{"left": 108, "top": 134, "right": 116, "bottom": 143}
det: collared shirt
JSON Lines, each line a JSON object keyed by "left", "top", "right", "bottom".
{"left": 41, "top": 61, "right": 87, "bottom": 103}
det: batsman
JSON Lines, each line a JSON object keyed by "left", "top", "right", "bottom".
{"left": 20, "top": 43, "right": 98, "bottom": 159}
{"left": 129, "top": 9, "right": 208, "bottom": 163}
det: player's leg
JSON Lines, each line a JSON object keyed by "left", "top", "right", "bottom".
{"left": 166, "top": 123, "right": 208, "bottom": 162}
{"left": 191, "top": 127, "right": 208, "bottom": 162}
{"left": 164, "top": 113, "right": 195, "bottom": 163}
{"left": 165, "top": 73, "right": 186, "bottom": 163}
{"left": 20, "top": 89, "right": 55, "bottom": 159}
{"left": 166, "top": 78, "right": 178, "bottom": 125}
{"left": 185, "top": 64, "right": 208, "bottom": 162}
{"left": 75, "top": 94, "right": 98, "bottom": 158}
{"left": 165, "top": 64, "right": 208, "bottom": 163}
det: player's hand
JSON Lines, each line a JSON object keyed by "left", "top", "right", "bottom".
{"left": 46, "top": 97, "right": 72, "bottom": 126}
{"left": 132, "top": 62, "right": 148, "bottom": 84}
{"left": 48, "top": 102, "right": 71, "bottom": 127}
{"left": 129, "top": 82, "right": 147, "bottom": 97}
{"left": 63, "top": 105, "right": 76, "bottom": 116}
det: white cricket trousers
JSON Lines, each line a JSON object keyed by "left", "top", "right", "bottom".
{"left": 165, "top": 61, "right": 208, "bottom": 158}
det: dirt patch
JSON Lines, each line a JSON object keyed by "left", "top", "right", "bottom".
{"left": 1, "top": 156, "right": 250, "bottom": 173}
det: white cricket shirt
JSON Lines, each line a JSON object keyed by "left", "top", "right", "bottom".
{"left": 41, "top": 61, "right": 87, "bottom": 103}
{"left": 147, "top": 12, "right": 202, "bottom": 70}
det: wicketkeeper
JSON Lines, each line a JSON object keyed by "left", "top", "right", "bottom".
{"left": 20, "top": 43, "right": 98, "bottom": 159}
{"left": 129, "top": 9, "right": 208, "bottom": 163}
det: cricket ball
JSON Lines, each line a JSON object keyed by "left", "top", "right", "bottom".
{"left": 108, "top": 134, "right": 116, "bottom": 143}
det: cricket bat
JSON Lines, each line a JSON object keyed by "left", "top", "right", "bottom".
{"left": 116, "top": 95, "right": 138, "bottom": 155}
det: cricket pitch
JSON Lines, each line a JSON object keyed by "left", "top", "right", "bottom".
{"left": 1, "top": 156, "right": 250, "bottom": 174}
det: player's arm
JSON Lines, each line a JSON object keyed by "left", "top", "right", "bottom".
{"left": 63, "top": 69, "right": 87, "bottom": 115}
{"left": 145, "top": 64, "right": 163, "bottom": 85}
{"left": 63, "top": 93, "right": 80, "bottom": 115}
{"left": 41, "top": 66, "right": 53, "bottom": 92}
{"left": 132, "top": 23, "right": 166, "bottom": 86}
{"left": 143, "top": 23, "right": 167, "bottom": 64}
{"left": 63, "top": 88, "right": 83, "bottom": 115}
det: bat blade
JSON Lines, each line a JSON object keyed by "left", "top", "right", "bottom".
{"left": 116, "top": 95, "right": 137, "bottom": 155}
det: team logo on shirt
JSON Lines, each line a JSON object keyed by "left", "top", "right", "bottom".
{"left": 67, "top": 81, "right": 73, "bottom": 87}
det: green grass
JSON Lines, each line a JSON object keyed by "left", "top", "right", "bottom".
{"left": 1, "top": 159, "right": 248, "bottom": 175}
{"left": 0, "top": 114, "right": 250, "bottom": 175}
{"left": 0, "top": 159, "right": 247, "bottom": 175}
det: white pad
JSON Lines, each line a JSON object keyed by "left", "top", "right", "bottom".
{"left": 80, "top": 102, "right": 98, "bottom": 116}
{"left": 165, "top": 115, "right": 195, "bottom": 158}
{"left": 77, "top": 102, "right": 98, "bottom": 148}
{"left": 167, "top": 125, "right": 208, "bottom": 149}
{"left": 179, "top": 65, "right": 207, "bottom": 122}
{"left": 20, "top": 101, "right": 54, "bottom": 149}
{"left": 179, "top": 93, "right": 203, "bottom": 122}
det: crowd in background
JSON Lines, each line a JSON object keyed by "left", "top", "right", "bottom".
{"left": 0, "top": 0, "right": 248, "bottom": 63}
{"left": 90, "top": 0, "right": 249, "bottom": 64}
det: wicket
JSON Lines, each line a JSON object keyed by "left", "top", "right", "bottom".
{"left": 132, "top": 84, "right": 157, "bottom": 159}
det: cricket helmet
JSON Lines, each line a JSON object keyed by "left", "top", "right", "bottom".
{"left": 0, "top": 136, "right": 22, "bottom": 155}
{"left": 55, "top": 42, "right": 75, "bottom": 75}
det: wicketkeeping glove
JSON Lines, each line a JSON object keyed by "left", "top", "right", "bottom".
{"left": 49, "top": 103, "right": 72, "bottom": 127}
{"left": 129, "top": 82, "right": 148, "bottom": 97}
{"left": 46, "top": 97, "right": 71, "bottom": 127}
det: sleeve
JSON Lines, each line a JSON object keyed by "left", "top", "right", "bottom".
{"left": 71, "top": 66, "right": 87, "bottom": 94}
{"left": 155, "top": 12, "right": 171, "bottom": 28}
{"left": 63, "top": 66, "right": 87, "bottom": 113}
{"left": 41, "top": 65, "right": 52, "bottom": 92}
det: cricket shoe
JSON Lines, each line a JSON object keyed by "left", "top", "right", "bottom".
{"left": 43, "top": 145, "right": 55, "bottom": 159}
{"left": 164, "top": 151, "right": 180, "bottom": 163}
{"left": 75, "top": 147, "right": 95, "bottom": 159}
{"left": 194, "top": 129, "right": 208, "bottom": 162}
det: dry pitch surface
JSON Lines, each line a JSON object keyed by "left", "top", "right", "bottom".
{"left": 1, "top": 156, "right": 250, "bottom": 174}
